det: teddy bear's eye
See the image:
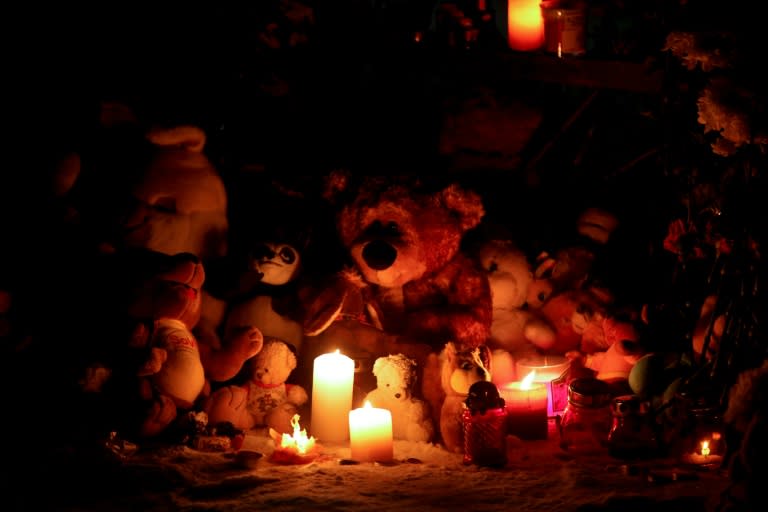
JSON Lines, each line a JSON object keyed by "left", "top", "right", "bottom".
{"left": 386, "top": 383, "right": 390, "bottom": 387}
{"left": 279, "top": 247, "right": 296, "bottom": 264}
{"left": 488, "top": 262, "right": 499, "bottom": 273}
{"left": 461, "top": 362, "right": 473, "bottom": 371}
{"left": 538, "top": 291, "right": 547, "bottom": 302}
{"left": 386, "top": 221, "right": 400, "bottom": 236}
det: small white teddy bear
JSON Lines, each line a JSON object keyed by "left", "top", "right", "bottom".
{"left": 364, "top": 354, "right": 435, "bottom": 443}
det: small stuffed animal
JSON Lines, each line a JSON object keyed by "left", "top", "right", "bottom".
{"left": 438, "top": 341, "right": 492, "bottom": 453}
{"left": 363, "top": 354, "right": 435, "bottom": 443}
{"left": 476, "top": 239, "right": 557, "bottom": 357}
{"left": 205, "top": 339, "right": 308, "bottom": 434}
{"left": 123, "top": 251, "right": 216, "bottom": 438}
{"left": 566, "top": 314, "right": 645, "bottom": 385}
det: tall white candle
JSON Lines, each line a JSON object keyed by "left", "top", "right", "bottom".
{"left": 349, "top": 401, "right": 393, "bottom": 462}
{"left": 311, "top": 350, "right": 355, "bottom": 442}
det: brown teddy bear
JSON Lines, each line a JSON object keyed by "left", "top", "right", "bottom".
{"left": 321, "top": 172, "right": 491, "bottom": 351}
{"left": 205, "top": 339, "right": 308, "bottom": 434}
{"left": 318, "top": 172, "right": 493, "bottom": 428}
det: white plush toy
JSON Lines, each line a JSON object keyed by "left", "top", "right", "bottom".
{"left": 205, "top": 338, "right": 308, "bottom": 434}
{"left": 477, "top": 239, "right": 557, "bottom": 383}
{"left": 364, "top": 354, "right": 435, "bottom": 443}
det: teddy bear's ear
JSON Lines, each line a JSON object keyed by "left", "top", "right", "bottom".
{"left": 372, "top": 357, "right": 384, "bottom": 377}
{"left": 440, "top": 183, "right": 485, "bottom": 231}
{"left": 146, "top": 125, "right": 207, "bottom": 153}
{"left": 442, "top": 341, "right": 457, "bottom": 363}
{"left": 322, "top": 169, "right": 355, "bottom": 205}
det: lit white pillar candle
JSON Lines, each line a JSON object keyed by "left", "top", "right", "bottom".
{"left": 311, "top": 350, "right": 355, "bottom": 442}
{"left": 349, "top": 401, "right": 393, "bottom": 462}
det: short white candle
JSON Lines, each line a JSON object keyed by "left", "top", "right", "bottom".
{"left": 349, "top": 401, "right": 393, "bottom": 462}
{"left": 311, "top": 350, "right": 355, "bottom": 442}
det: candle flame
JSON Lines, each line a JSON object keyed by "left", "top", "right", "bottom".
{"left": 521, "top": 370, "right": 537, "bottom": 389}
{"left": 363, "top": 400, "right": 373, "bottom": 409}
{"left": 700, "top": 440, "right": 710, "bottom": 457}
{"left": 279, "top": 414, "right": 316, "bottom": 455}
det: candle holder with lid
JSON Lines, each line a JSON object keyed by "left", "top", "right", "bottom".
{"left": 559, "top": 378, "right": 613, "bottom": 455}
{"left": 463, "top": 381, "right": 508, "bottom": 468}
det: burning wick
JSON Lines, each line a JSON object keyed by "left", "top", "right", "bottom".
{"left": 521, "top": 369, "right": 537, "bottom": 389}
{"left": 269, "top": 413, "right": 320, "bottom": 464}
{"left": 700, "top": 440, "right": 711, "bottom": 457}
{"left": 278, "top": 414, "right": 316, "bottom": 455}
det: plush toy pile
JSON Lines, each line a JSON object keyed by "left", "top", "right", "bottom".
{"left": 3, "top": 115, "right": 762, "bottom": 512}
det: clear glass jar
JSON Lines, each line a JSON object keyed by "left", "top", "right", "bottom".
{"left": 559, "top": 378, "right": 613, "bottom": 455}
{"left": 607, "top": 394, "right": 659, "bottom": 459}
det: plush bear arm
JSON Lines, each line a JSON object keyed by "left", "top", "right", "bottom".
{"left": 138, "top": 347, "right": 168, "bottom": 376}
{"left": 584, "top": 351, "right": 607, "bottom": 371}
{"left": 195, "top": 290, "right": 228, "bottom": 350}
{"left": 404, "top": 256, "right": 492, "bottom": 348}
{"left": 286, "top": 384, "right": 309, "bottom": 406}
{"left": 200, "top": 326, "right": 264, "bottom": 382}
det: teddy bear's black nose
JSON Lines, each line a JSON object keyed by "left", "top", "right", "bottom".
{"left": 362, "top": 240, "right": 397, "bottom": 270}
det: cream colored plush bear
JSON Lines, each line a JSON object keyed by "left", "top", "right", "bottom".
{"left": 205, "top": 339, "right": 308, "bottom": 434}
{"left": 363, "top": 354, "right": 435, "bottom": 443}
{"left": 477, "top": 239, "right": 557, "bottom": 384}
{"left": 119, "top": 125, "right": 229, "bottom": 262}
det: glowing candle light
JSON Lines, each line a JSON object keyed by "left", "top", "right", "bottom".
{"left": 269, "top": 414, "right": 319, "bottom": 465}
{"left": 500, "top": 370, "right": 549, "bottom": 440}
{"left": 507, "top": 0, "right": 545, "bottom": 51}
{"left": 311, "top": 350, "right": 355, "bottom": 443}
{"left": 700, "top": 440, "right": 711, "bottom": 457}
{"left": 516, "top": 355, "right": 571, "bottom": 416}
{"left": 349, "top": 401, "right": 394, "bottom": 463}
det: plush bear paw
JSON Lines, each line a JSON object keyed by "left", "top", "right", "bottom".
{"left": 205, "top": 385, "right": 253, "bottom": 430}
{"left": 138, "top": 347, "right": 168, "bottom": 377}
{"left": 228, "top": 326, "right": 265, "bottom": 362}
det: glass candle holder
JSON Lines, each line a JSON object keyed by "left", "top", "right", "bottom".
{"left": 559, "top": 378, "right": 613, "bottom": 455}
{"left": 607, "top": 394, "right": 659, "bottom": 459}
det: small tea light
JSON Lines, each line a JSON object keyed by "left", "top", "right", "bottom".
{"left": 682, "top": 438, "right": 724, "bottom": 466}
